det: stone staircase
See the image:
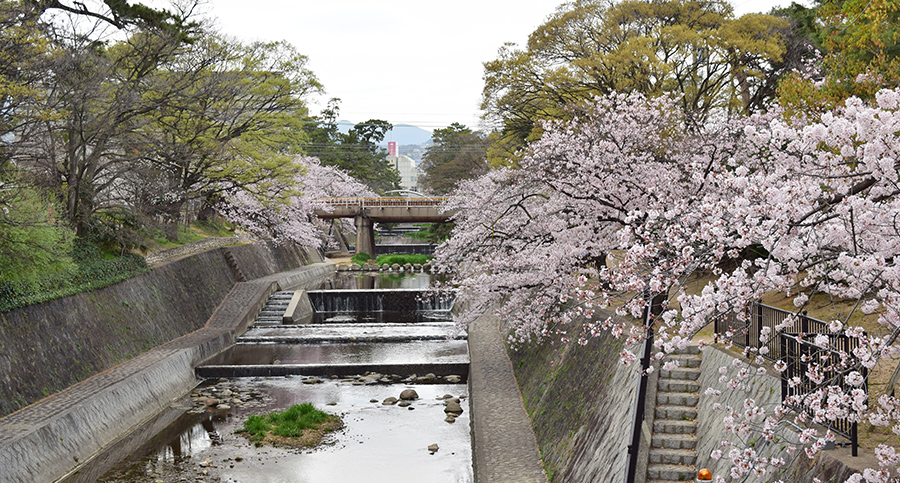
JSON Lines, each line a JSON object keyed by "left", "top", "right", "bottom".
{"left": 647, "top": 345, "right": 702, "bottom": 483}
{"left": 253, "top": 291, "right": 294, "bottom": 325}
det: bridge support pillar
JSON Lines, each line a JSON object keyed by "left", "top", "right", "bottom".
{"left": 354, "top": 215, "right": 376, "bottom": 257}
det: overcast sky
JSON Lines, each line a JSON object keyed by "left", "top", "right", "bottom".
{"left": 200, "top": 0, "right": 796, "bottom": 133}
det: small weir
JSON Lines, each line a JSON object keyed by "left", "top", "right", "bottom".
{"left": 67, "top": 273, "right": 473, "bottom": 483}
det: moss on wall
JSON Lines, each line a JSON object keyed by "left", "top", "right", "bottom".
{"left": 509, "top": 329, "right": 637, "bottom": 482}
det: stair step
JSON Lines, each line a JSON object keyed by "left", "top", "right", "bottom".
{"left": 651, "top": 433, "right": 697, "bottom": 450}
{"left": 658, "top": 379, "right": 700, "bottom": 392}
{"left": 647, "top": 463, "right": 696, "bottom": 481}
{"left": 655, "top": 405, "right": 698, "bottom": 420}
{"left": 671, "top": 345, "right": 701, "bottom": 355}
{"left": 656, "top": 391, "right": 699, "bottom": 406}
{"left": 664, "top": 353, "right": 702, "bottom": 368}
{"left": 653, "top": 419, "right": 697, "bottom": 434}
{"left": 649, "top": 448, "right": 698, "bottom": 465}
{"left": 659, "top": 367, "right": 701, "bottom": 380}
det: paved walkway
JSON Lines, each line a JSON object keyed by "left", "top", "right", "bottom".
{"left": 468, "top": 310, "right": 547, "bottom": 483}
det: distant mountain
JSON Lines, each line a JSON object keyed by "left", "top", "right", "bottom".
{"left": 336, "top": 120, "right": 433, "bottom": 146}
{"left": 380, "top": 124, "right": 433, "bottom": 146}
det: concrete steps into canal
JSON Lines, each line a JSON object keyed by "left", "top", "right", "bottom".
{"left": 646, "top": 346, "right": 702, "bottom": 483}
{"left": 252, "top": 290, "right": 294, "bottom": 325}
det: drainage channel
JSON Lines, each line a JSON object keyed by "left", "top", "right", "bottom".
{"left": 65, "top": 283, "right": 471, "bottom": 483}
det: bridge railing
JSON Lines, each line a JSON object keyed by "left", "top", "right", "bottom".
{"left": 317, "top": 197, "right": 449, "bottom": 209}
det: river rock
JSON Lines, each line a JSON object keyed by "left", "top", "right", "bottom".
{"left": 204, "top": 398, "right": 219, "bottom": 407}
{"left": 359, "top": 373, "right": 383, "bottom": 383}
{"left": 445, "top": 415, "right": 456, "bottom": 423}
{"left": 391, "top": 263, "right": 401, "bottom": 271}
{"left": 444, "top": 375, "right": 461, "bottom": 383}
{"left": 443, "top": 397, "right": 461, "bottom": 405}
{"left": 302, "top": 377, "right": 323, "bottom": 384}
{"left": 444, "top": 401, "right": 463, "bottom": 415}
{"left": 428, "top": 444, "right": 439, "bottom": 454}
{"left": 415, "top": 373, "right": 436, "bottom": 383}
{"left": 382, "top": 397, "right": 398, "bottom": 405}
{"left": 398, "top": 401, "right": 411, "bottom": 407}
{"left": 399, "top": 389, "right": 419, "bottom": 400}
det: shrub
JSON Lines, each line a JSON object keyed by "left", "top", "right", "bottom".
{"left": 350, "top": 253, "right": 372, "bottom": 265}
{"left": 374, "top": 254, "right": 433, "bottom": 266}
{"left": 0, "top": 254, "right": 150, "bottom": 313}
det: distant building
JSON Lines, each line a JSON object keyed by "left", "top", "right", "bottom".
{"left": 387, "top": 153, "right": 422, "bottom": 192}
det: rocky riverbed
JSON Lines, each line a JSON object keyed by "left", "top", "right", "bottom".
{"left": 93, "top": 378, "right": 472, "bottom": 483}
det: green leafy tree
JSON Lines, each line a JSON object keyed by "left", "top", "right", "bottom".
{"left": 420, "top": 123, "right": 489, "bottom": 195}
{"left": 303, "top": 99, "right": 400, "bottom": 194}
{"left": 0, "top": 180, "right": 75, "bottom": 281}
{"left": 482, "top": 0, "right": 790, "bottom": 158}
{"left": 27, "top": 0, "right": 198, "bottom": 37}
{"left": 131, "top": 36, "right": 321, "bottom": 236}
{"left": 777, "top": 0, "right": 900, "bottom": 113}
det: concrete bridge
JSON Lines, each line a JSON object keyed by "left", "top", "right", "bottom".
{"left": 314, "top": 197, "right": 452, "bottom": 255}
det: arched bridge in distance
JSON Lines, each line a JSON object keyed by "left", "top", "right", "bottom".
{"left": 314, "top": 197, "right": 453, "bottom": 256}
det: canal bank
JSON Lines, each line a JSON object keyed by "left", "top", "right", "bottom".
{"left": 0, "top": 243, "right": 334, "bottom": 483}
{"left": 0, "top": 249, "right": 549, "bottom": 482}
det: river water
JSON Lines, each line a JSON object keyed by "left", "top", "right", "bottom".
{"left": 64, "top": 271, "right": 472, "bottom": 483}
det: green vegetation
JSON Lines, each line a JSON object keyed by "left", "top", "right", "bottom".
{"left": 351, "top": 253, "right": 434, "bottom": 266}
{"left": 145, "top": 219, "right": 236, "bottom": 251}
{"left": 236, "top": 403, "right": 342, "bottom": 448}
{"left": 0, "top": 251, "right": 150, "bottom": 313}
{"left": 350, "top": 253, "right": 372, "bottom": 265}
{"left": 404, "top": 223, "right": 455, "bottom": 243}
{"left": 374, "top": 254, "right": 433, "bottom": 266}
{"left": 0, "top": 184, "right": 76, "bottom": 281}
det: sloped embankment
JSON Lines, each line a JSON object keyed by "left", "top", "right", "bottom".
{"left": 509, "top": 328, "right": 640, "bottom": 482}
{"left": 0, "top": 242, "right": 312, "bottom": 418}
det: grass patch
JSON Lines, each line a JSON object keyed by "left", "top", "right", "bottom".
{"left": 350, "top": 253, "right": 371, "bottom": 265}
{"left": 374, "top": 254, "right": 433, "bottom": 266}
{"left": 235, "top": 403, "right": 342, "bottom": 449}
{"left": 146, "top": 219, "right": 236, "bottom": 250}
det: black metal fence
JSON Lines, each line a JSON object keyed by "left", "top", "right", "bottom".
{"left": 714, "top": 301, "right": 866, "bottom": 456}
{"left": 779, "top": 332, "right": 867, "bottom": 456}
{"left": 714, "top": 301, "right": 828, "bottom": 362}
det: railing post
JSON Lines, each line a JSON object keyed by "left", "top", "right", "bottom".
{"left": 626, "top": 291, "right": 666, "bottom": 483}
{"left": 780, "top": 334, "right": 788, "bottom": 403}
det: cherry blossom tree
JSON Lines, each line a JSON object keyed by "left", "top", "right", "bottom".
{"left": 435, "top": 88, "right": 900, "bottom": 481}
{"left": 218, "top": 155, "right": 373, "bottom": 248}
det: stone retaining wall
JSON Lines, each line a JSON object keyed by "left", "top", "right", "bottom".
{"left": 0, "top": 242, "right": 319, "bottom": 419}
{"left": 696, "top": 346, "right": 868, "bottom": 482}
{"left": 508, "top": 318, "right": 640, "bottom": 482}
{"left": 511, "top": 337, "right": 870, "bottom": 482}
{"left": 143, "top": 235, "right": 251, "bottom": 266}
{"left": 0, "top": 248, "right": 334, "bottom": 483}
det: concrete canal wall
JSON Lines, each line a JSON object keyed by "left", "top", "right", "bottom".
{"left": 510, "top": 334, "right": 869, "bottom": 482}
{"left": 0, "top": 242, "right": 334, "bottom": 483}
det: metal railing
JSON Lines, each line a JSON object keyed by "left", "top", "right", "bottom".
{"left": 714, "top": 301, "right": 829, "bottom": 361}
{"left": 715, "top": 301, "right": 866, "bottom": 456}
{"left": 780, "top": 332, "right": 866, "bottom": 456}
{"left": 318, "top": 197, "right": 448, "bottom": 209}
